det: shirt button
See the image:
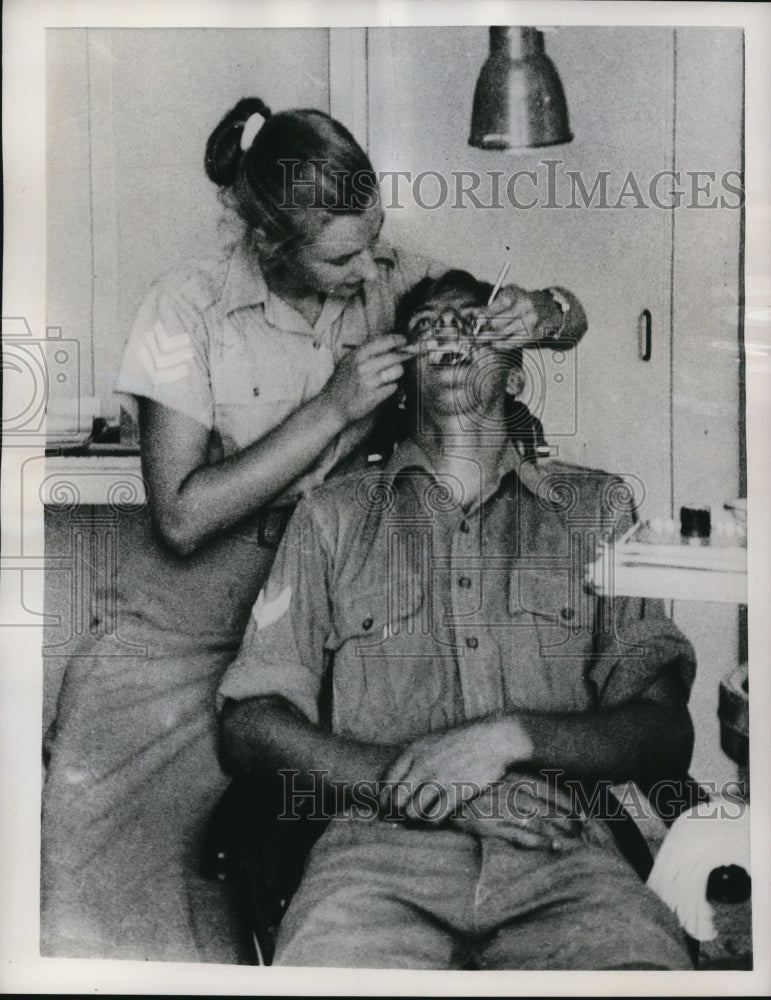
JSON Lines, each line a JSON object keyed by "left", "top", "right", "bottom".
{"left": 458, "top": 576, "right": 472, "bottom": 589}
{"left": 560, "top": 607, "right": 575, "bottom": 622}
{"left": 465, "top": 636, "right": 479, "bottom": 649}
{"left": 312, "top": 339, "right": 321, "bottom": 350}
{"left": 362, "top": 617, "right": 374, "bottom": 631}
{"left": 460, "top": 520, "right": 470, "bottom": 533}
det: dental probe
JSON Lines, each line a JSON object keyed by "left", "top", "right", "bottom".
{"left": 471, "top": 260, "right": 511, "bottom": 339}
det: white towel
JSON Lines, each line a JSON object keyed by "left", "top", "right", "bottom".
{"left": 647, "top": 798, "right": 750, "bottom": 941}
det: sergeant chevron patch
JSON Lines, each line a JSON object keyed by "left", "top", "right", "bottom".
{"left": 137, "top": 320, "right": 195, "bottom": 384}
{"left": 252, "top": 585, "right": 293, "bottom": 632}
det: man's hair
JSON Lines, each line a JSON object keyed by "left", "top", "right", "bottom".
{"left": 394, "top": 270, "right": 493, "bottom": 339}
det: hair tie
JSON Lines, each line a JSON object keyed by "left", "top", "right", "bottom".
{"left": 240, "top": 112, "right": 266, "bottom": 151}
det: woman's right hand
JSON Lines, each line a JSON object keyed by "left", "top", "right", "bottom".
{"left": 322, "top": 334, "right": 410, "bottom": 423}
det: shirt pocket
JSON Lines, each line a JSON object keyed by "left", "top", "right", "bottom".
{"left": 331, "top": 582, "right": 429, "bottom": 655}
{"left": 210, "top": 358, "right": 302, "bottom": 452}
{"left": 329, "top": 583, "right": 456, "bottom": 741}
{"left": 509, "top": 566, "right": 599, "bottom": 660}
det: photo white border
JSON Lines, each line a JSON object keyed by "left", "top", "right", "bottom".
{"left": 2, "top": 0, "right": 769, "bottom": 995}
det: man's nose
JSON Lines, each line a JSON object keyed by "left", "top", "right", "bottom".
{"left": 435, "top": 310, "right": 464, "bottom": 338}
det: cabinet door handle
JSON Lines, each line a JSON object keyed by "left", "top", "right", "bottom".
{"left": 638, "top": 309, "right": 652, "bottom": 361}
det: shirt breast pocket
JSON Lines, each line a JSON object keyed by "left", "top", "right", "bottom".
{"left": 211, "top": 363, "right": 302, "bottom": 451}
{"left": 509, "top": 567, "right": 599, "bottom": 660}
{"left": 327, "top": 582, "right": 456, "bottom": 742}
{"left": 331, "top": 583, "right": 429, "bottom": 656}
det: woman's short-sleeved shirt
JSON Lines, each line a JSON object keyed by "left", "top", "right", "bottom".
{"left": 115, "top": 242, "right": 442, "bottom": 504}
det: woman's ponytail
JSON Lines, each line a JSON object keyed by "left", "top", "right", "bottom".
{"left": 204, "top": 97, "right": 272, "bottom": 188}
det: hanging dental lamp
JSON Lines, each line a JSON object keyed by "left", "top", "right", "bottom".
{"left": 469, "top": 27, "right": 573, "bottom": 150}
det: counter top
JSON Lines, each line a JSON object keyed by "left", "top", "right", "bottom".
{"left": 44, "top": 450, "right": 146, "bottom": 506}
{"left": 587, "top": 520, "right": 747, "bottom": 604}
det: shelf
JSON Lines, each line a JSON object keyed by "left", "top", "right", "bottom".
{"left": 587, "top": 522, "right": 747, "bottom": 604}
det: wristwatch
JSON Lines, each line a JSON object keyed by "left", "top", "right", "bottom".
{"left": 547, "top": 286, "right": 571, "bottom": 340}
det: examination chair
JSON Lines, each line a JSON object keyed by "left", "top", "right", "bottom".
{"left": 200, "top": 774, "right": 324, "bottom": 964}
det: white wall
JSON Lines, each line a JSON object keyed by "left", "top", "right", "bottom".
{"left": 670, "top": 29, "right": 744, "bottom": 788}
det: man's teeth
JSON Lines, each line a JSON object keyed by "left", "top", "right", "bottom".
{"left": 426, "top": 343, "right": 471, "bottom": 366}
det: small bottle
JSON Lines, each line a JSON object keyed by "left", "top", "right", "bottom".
{"left": 680, "top": 505, "right": 711, "bottom": 544}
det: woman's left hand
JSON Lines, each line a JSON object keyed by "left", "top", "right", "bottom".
{"left": 478, "top": 285, "right": 571, "bottom": 349}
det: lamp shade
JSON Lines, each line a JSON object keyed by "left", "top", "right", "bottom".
{"left": 469, "top": 27, "right": 573, "bottom": 150}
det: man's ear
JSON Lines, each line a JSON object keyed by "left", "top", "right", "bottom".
{"left": 506, "top": 367, "right": 526, "bottom": 398}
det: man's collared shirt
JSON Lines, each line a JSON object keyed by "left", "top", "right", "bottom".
{"left": 218, "top": 441, "right": 696, "bottom": 744}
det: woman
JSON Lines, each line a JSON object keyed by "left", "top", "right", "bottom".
{"left": 41, "top": 97, "right": 586, "bottom": 963}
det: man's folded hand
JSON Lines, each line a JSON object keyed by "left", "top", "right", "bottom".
{"left": 447, "top": 774, "right": 595, "bottom": 853}
{"left": 377, "top": 715, "right": 533, "bottom": 824}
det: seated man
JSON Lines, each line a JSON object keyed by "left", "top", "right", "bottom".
{"left": 217, "top": 269, "right": 697, "bottom": 970}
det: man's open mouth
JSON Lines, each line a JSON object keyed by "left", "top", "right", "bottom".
{"left": 425, "top": 341, "right": 473, "bottom": 367}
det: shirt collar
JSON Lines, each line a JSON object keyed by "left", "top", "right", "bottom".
{"left": 383, "top": 436, "right": 538, "bottom": 504}
{"left": 221, "top": 243, "right": 269, "bottom": 315}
